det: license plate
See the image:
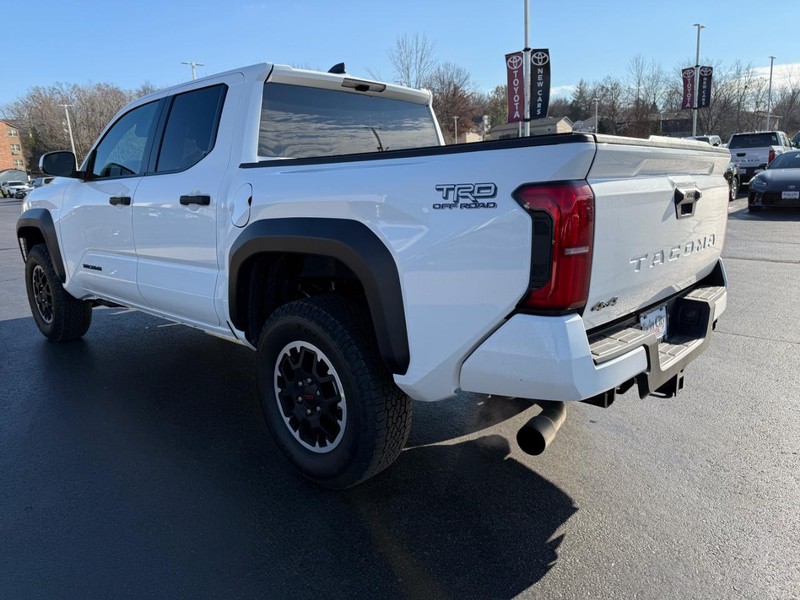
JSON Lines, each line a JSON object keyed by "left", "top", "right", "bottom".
{"left": 782, "top": 191, "right": 799, "bottom": 199}
{"left": 639, "top": 305, "right": 668, "bottom": 341}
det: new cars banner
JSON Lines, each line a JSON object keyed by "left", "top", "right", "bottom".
{"left": 530, "top": 49, "right": 551, "bottom": 119}
{"left": 681, "top": 67, "right": 695, "bottom": 110}
{"left": 505, "top": 52, "right": 525, "bottom": 123}
{"left": 698, "top": 66, "right": 713, "bottom": 108}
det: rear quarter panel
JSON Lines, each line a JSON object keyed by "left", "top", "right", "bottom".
{"left": 231, "top": 138, "right": 597, "bottom": 401}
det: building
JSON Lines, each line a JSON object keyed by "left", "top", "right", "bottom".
{"left": 1, "top": 120, "right": 27, "bottom": 172}
{"left": 487, "top": 116, "right": 574, "bottom": 140}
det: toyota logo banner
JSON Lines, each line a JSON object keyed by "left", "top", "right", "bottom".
{"left": 682, "top": 66, "right": 713, "bottom": 110}
{"left": 698, "top": 66, "right": 713, "bottom": 108}
{"left": 505, "top": 52, "right": 525, "bottom": 123}
{"left": 681, "top": 67, "right": 695, "bottom": 110}
{"left": 530, "top": 48, "right": 551, "bottom": 119}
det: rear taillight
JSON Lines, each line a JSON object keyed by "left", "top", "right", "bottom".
{"left": 768, "top": 149, "right": 776, "bottom": 164}
{"left": 513, "top": 181, "right": 595, "bottom": 311}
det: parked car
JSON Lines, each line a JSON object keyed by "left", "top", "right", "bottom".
{"left": 727, "top": 131, "right": 792, "bottom": 184}
{"left": 724, "top": 161, "right": 740, "bottom": 201}
{"left": 1, "top": 180, "right": 25, "bottom": 197}
{"left": 31, "top": 177, "right": 55, "bottom": 188}
{"left": 2, "top": 180, "right": 31, "bottom": 198}
{"left": 747, "top": 150, "right": 800, "bottom": 212}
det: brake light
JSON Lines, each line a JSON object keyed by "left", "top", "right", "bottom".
{"left": 513, "top": 181, "right": 595, "bottom": 311}
{"left": 768, "top": 149, "right": 776, "bottom": 164}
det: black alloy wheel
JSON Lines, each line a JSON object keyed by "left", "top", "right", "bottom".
{"left": 273, "top": 340, "right": 348, "bottom": 453}
{"left": 257, "top": 295, "right": 412, "bottom": 489}
{"left": 24, "top": 244, "right": 92, "bottom": 341}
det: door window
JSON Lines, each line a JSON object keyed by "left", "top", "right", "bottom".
{"left": 156, "top": 85, "right": 226, "bottom": 173}
{"left": 90, "top": 101, "right": 160, "bottom": 179}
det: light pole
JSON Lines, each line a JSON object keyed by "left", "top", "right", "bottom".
{"left": 181, "top": 61, "right": 204, "bottom": 80}
{"left": 523, "top": 0, "right": 531, "bottom": 137}
{"left": 766, "top": 56, "right": 776, "bottom": 130}
{"left": 453, "top": 116, "right": 459, "bottom": 144}
{"left": 58, "top": 104, "right": 77, "bottom": 163}
{"left": 691, "top": 23, "right": 705, "bottom": 137}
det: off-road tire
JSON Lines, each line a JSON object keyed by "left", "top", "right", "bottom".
{"left": 256, "top": 295, "right": 412, "bottom": 489}
{"left": 25, "top": 244, "right": 92, "bottom": 341}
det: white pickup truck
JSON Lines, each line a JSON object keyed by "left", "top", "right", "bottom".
{"left": 728, "top": 130, "right": 792, "bottom": 184}
{"left": 17, "top": 62, "right": 729, "bottom": 488}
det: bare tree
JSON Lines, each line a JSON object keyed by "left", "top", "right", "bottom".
{"left": 473, "top": 84, "right": 507, "bottom": 133}
{"left": 770, "top": 66, "right": 800, "bottom": 134}
{"left": 3, "top": 82, "right": 157, "bottom": 167}
{"left": 387, "top": 33, "right": 437, "bottom": 89}
{"left": 624, "top": 55, "right": 668, "bottom": 137}
{"left": 426, "top": 62, "right": 474, "bottom": 143}
{"left": 594, "top": 76, "right": 626, "bottom": 134}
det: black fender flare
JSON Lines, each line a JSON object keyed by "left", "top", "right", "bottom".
{"left": 228, "top": 218, "right": 410, "bottom": 375}
{"left": 17, "top": 208, "right": 67, "bottom": 283}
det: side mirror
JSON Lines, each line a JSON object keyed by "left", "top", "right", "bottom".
{"left": 40, "top": 151, "right": 78, "bottom": 177}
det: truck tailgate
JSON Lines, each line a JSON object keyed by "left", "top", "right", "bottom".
{"left": 583, "top": 135, "right": 730, "bottom": 331}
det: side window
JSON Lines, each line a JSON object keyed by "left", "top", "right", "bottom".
{"left": 156, "top": 85, "right": 226, "bottom": 173}
{"left": 91, "top": 101, "right": 159, "bottom": 179}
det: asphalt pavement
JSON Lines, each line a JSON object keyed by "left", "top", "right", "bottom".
{"left": 1, "top": 191, "right": 798, "bottom": 599}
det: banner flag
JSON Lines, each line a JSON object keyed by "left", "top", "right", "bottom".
{"left": 530, "top": 49, "right": 551, "bottom": 120}
{"left": 681, "top": 67, "right": 695, "bottom": 110}
{"left": 698, "top": 66, "right": 713, "bottom": 108}
{"left": 505, "top": 52, "right": 525, "bottom": 123}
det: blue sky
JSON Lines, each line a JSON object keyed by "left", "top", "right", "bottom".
{"left": 2, "top": 0, "right": 798, "bottom": 109}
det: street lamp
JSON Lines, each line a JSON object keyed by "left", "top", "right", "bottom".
{"left": 453, "top": 116, "right": 459, "bottom": 144}
{"left": 58, "top": 104, "right": 78, "bottom": 163}
{"left": 766, "top": 56, "right": 776, "bottom": 130}
{"left": 691, "top": 23, "right": 705, "bottom": 137}
{"left": 181, "top": 61, "right": 204, "bottom": 80}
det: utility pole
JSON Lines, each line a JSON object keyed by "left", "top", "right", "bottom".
{"left": 58, "top": 104, "right": 78, "bottom": 164}
{"left": 766, "top": 56, "right": 776, "bottom": 131}
{"left": 691, "top": 23, "right": 704, "bottom": 137}
{"left": 181, "top": 61, "right": 204, "bottom": 80}
{"left": 594, "top": 97, "right": 599, "bottom": 133}
{"left": 523, "top": 0, "right": 531, "bottom": 137}
{"left": 453, "top": 116, "right": 459, "bottom": 144}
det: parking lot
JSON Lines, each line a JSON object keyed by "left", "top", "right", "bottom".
{"left": 1, "top": 192, "right": 798, "bottom": 599}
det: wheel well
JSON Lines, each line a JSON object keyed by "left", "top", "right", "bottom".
{"left": 18, "top": 227, "right": 46, "bottom": 260}
{"left": 238, "top": 252, "right": 367, "bottom": 347}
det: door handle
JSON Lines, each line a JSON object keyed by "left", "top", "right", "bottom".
{"left": 180, "top": 195, "right": 211, "bottom": 206}
{"left": 109, "top": 196, "right": 131, "bottom": 206}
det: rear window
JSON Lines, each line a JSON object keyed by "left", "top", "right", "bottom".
{"left": 728, "top": 133, "right": 778, "bottom": 149}
{"left": 258, "top": 82, "right": 439, "bottom": 159}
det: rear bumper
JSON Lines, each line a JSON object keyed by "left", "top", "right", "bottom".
{"left": 737, "top": 166, "right": 765, "bottom": 184}
{"left": 459, "top": 265, "right": 727, "bottom": 402}
{"left": 748, "top": 190, "right": 800, "bottom": 208}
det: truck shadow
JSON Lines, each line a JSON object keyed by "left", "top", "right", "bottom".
{"left": 0, "top": 310, "right": 576, "bottom": 600}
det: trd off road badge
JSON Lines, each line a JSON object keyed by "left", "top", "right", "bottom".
{"left": 433, "top": 183, "right": 498, "bottom": 210}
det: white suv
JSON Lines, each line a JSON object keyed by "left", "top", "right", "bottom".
{"left": 2, "top": 180, "right": 28, "bottom": 198}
